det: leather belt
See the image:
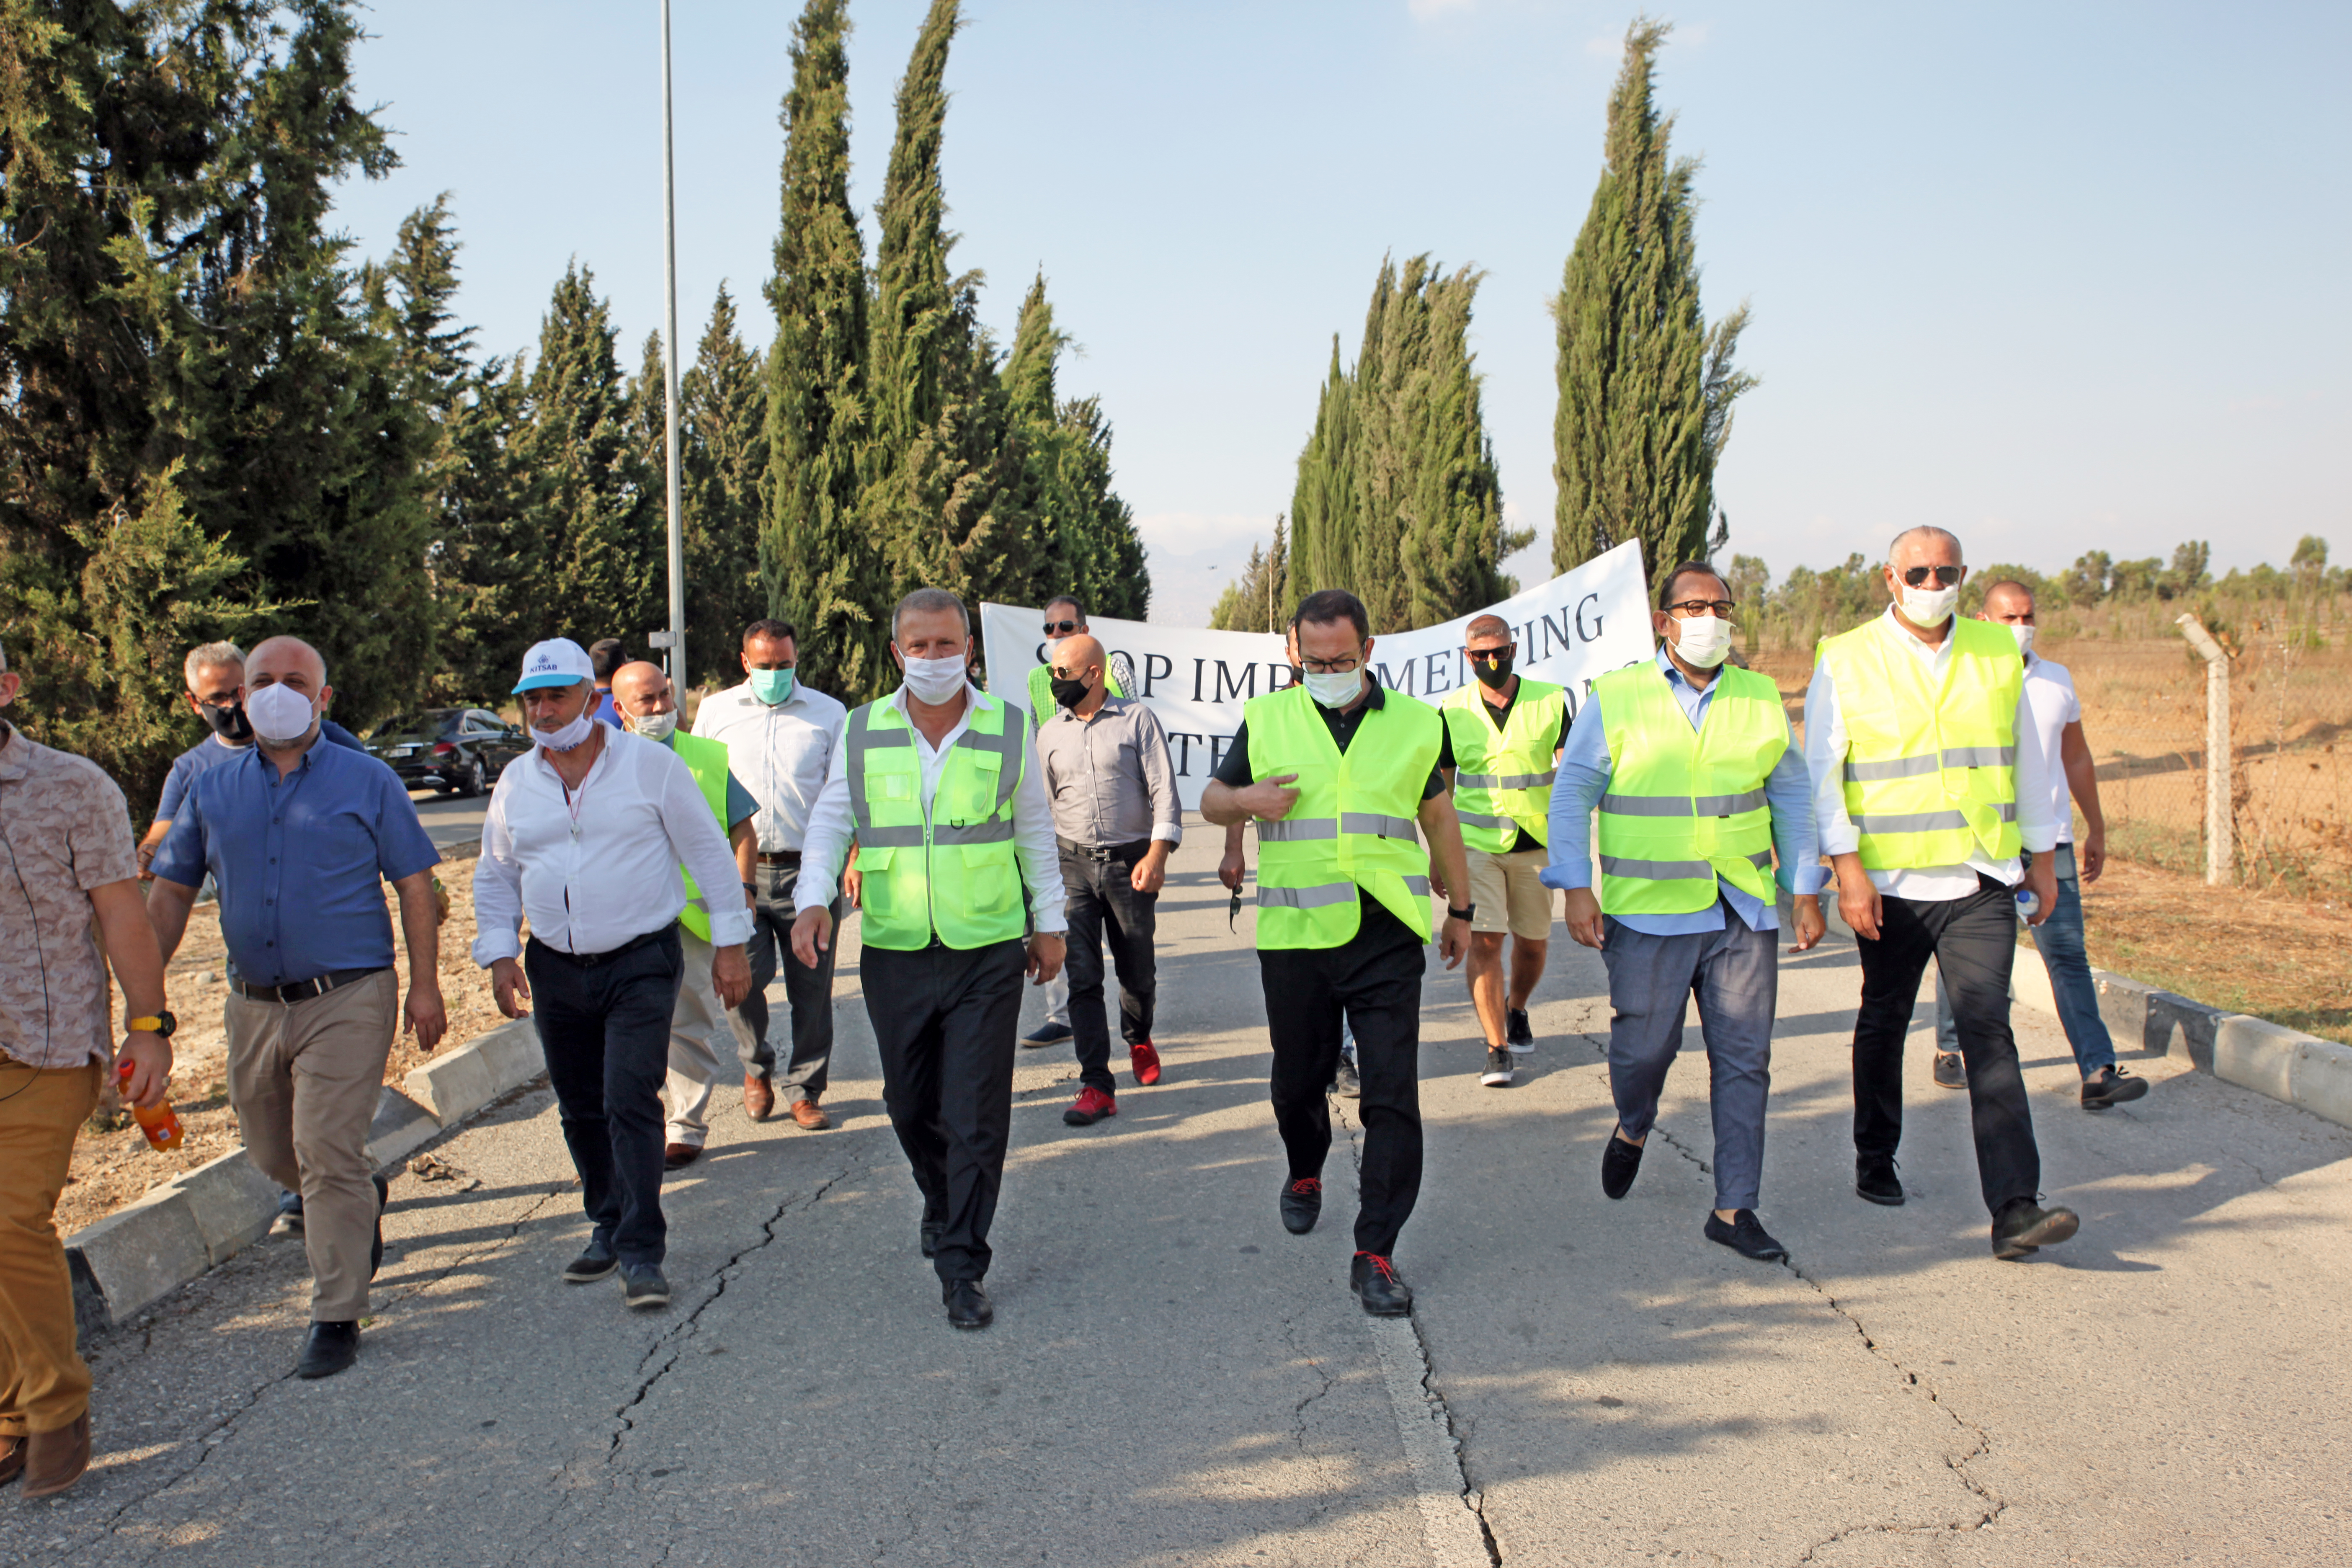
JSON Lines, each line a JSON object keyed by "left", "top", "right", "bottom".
{"left": 1057, "top": 837, "right": 1152, "bottom": 863}
{"left": 526, "top": 928, "right": 669, "bottom": 966}
{"left": 758, "top": 850, "right": 802, "bottom": 866}
{"left": 232, "top": 966, "right": 388, "bottom": 1005}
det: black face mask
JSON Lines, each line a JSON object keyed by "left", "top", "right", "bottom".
{"left": 203, "top": 702, "right": 254, "bottom": 742}
{"left": 1472, "top": 654, "right": 1514, "bottom": 691}
{"left": 1050, "top": 676, "right": 1092, "bottom": 711}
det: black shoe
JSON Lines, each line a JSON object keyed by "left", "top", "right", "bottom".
{"left": 1332, "top": 1052, "right": 1361, "bottom": 1099}
{"left": 271, "top": 1188, "right": 304, "bottom": 1237}
{"left": 1506, "top": 1008, "right": 1534, "bottom": 1054}
{"left": 562, "top": 1240, "right": 619, "bottom": 1283}
{"left": 622, "top": 1263, "right": 671, "bottom": 1311}
{"left": 1704, "top": 1209, "right": 1788, "bottom": 1261}
{"left": 1933, "top": 1051, "right": 1966, "bottom": 1090}
{"left": 1350, "top": 1252, "right": 1413, "bottom": 1317}
{"left": 944, "top": 1279, "right": 993, "bottom": 1330}
{"left": 1021, "top": 1021, "right": 1073, "bottom": 1047}
{"left": 1991, "top": 1199, "right": 2080, "bottom": 1260}
{"left": 2081, "top": 1066, "right": 2149, "bottom": 1109}
{"left": 1601, "top": 1130, "right": 1643, "bottom": 1200}
{"left": 1855, "top": 1156, "right": 1905, "bottom": 1206}
{"left": 920, "top": 1220, "right": 944, "bottom": 1259}
{"left": 1280, "top": 1177, "right": 1323, "bottom": 1235}
{"left": 295, "top": 1320, "right": 360, "bottom": 1380}
{"left": 369, "top": 1173, "right": 389, "bottom": 1279}
{"left": 1480, "top": 1046, "right": 1516, "bottom": 1087}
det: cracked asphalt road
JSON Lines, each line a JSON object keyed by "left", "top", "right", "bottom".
{"left": 9, "top": 828, "right": 2349, "bottom": 1565}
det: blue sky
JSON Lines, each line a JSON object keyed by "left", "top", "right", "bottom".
{"left": 333, "top": 1, "right": 2351, "bottom": 628}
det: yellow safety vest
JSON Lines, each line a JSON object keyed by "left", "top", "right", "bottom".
{"left": 1591, "top": 660, "right": 1786, "bottom": 916}
{"left": 1819, "top": 615, "right": 2024, "bottom": 869}
{"left": 1439, "top": 679, "right": 1565, "bottom": 854}
{"left": 1246, "top": 684, "right": 1439, "bottom": 949}
{"left": 665, "top": 731, "right": 734, "bottom": 943}
{"left": 843, "top": 695, "right": 1028, "bottom": 951}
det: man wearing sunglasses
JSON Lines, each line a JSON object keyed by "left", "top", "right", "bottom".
{"left": 1806, "top": 527, "right": 2081, "bottom": 1262}
{"left": 1020, "top": 597, "right": 1124, "bottom": 1050}
{"left": 1542, "top": 562, "right": 1825, "bottom": 1264}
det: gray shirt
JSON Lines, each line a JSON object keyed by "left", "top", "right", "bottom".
{"left": 1035, "top": 696, "right": 1184, "bottom": 850}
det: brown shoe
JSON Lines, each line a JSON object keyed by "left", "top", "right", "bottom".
{"left": 789, "top": 1098, "right": 830, "bottom": 1131}
{"left": 23, "top": 1411, "right": 90, "bottom": 1499}
{"left": 743, "top": 1074, "right": 775, "bottom": 1122}
{"left": 0, "top": 1434, "right": 23, "bottom": 1487}
{"left": 663, "top": 1142, "right": 702, "bottom": 1171}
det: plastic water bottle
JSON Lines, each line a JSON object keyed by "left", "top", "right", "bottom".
{"left": 120, "top": 1061, "right": 184, "bottom": 1151}
{"left": 2013, "top": 886, "right": 2040, "bottom": 923}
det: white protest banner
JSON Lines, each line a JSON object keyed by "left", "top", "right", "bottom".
{"left": 981, "top": 538, "right": 1653, "bottom": 810}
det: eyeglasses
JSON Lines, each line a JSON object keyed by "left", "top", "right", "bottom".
{"left": 1042, "top": 619, "right": 1080, "bottom": 637}
{"left": 1900, "top": 565, "right": 1962, "bottom": 588}
{"left": 1466, "top": 647, "right": 1515, "bottom": 665}
{"left": 1666, "top": 600, "right": 1737, "bottom": 619}
{"left": 1297, "top": 654, "right": 1362, "bottom": 675}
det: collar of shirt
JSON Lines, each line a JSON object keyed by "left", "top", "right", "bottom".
{"left": 889, "top": 681, "right": 995, "bottom": 810}
{"left": 1879, "top": 604, "right": 1954, "bottom": 670}
{"left": 1653, "top": 644, "right": 1720, "bottom": 727}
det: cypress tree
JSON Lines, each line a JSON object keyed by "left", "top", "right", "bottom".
{"left": 1287, "top": 339, "right": 1357, "bottom": 606}
{"left": 681, "top": 286, "right": 769, "bottom": 682}
{"left": 1552, "top": 17, "right": 1752, "bottom": 597}
{"left": 1004, "top": 274, "right": 1149, "bottom": 620}
{"left": 431, "top": 354, "right": 540, "bottom": 700}
{"left": 763, "top": 0, "right": 881, "bottom": 699}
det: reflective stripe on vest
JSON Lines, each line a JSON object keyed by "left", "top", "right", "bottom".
{"left": 1819, "top": 616, "right": 2025, "bottom": 870}
{"left": 1243, "top": 685, "right": 1442, "bottom": 949}
{"left": 1591, "top": 660, "right": 1788, "bottom": 916}
{"left": 665, "top": 730, "right": 734, "bottom": 944}
{"left": 844, "top": 697, "right": 1027, "bottom": 951}
{"left": 1439, "top": 680, "right": 1565, "bottom": 854}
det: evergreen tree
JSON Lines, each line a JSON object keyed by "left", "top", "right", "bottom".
{"left": 1209, "top": 516, "right": 1289, "bottom": 633}
{"left": 763, "top": 0, "right": 882, "bottom": 699}
{"left": 1004, "top": 274, "right": 1149, "bottom": 619}
{"left": 1287, "top": 339, "right": 1357, "bottom": 605}
{"left": 430, "top": 355, "right": 541, "bottom": 700}
{"left": 681, "top": 286, "right": 769, "bottom": 682}
{"left": 1553, "top": 17, "right": 1753, "bottom": 599}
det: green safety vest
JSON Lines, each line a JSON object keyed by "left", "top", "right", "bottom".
{"left": 1439, "top": 679, "right": 1565, "bottom": 854}
{"left": 1819, "top": 616, "right": 2023, "bottom": 870}
{"left": 1591, "top": 660, "right": 1787, "bottom": 916}
{"left": 661, "top": 730, "right": 735, "bottom": 943}
{"left": 1246, "top": 684, "right": 1439, "bottom": 949}
{"left": 844, "top": 695, "right": 1029, "bottom": 952}
{"left": 1026, "top": 658, "right": 1125, "bottom": 731}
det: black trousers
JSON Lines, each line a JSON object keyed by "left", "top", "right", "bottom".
{"left": 733, "top": 859, "right": 841, "bottom": 1104}
{"left": 1259, "top": 903, "right": 1426, "bottom": 1256}
{"left": 1853, "top": 874, "right": 2042, "bottom": 1215}
{"left": 525, "top": 928, "right": 684, "bottom": 1266}
{"left": 1060, "top": 843, "right": 1159, "bottom": 1096}
{"left": 861, "top": 938, "right": 1026, "bottom": 1284}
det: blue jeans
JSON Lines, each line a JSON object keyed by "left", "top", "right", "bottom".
{"left": 1934, "top": 844, "right": 2115, "bottom": 1078}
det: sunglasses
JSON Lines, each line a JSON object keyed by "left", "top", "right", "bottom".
{"left": 1042, "top": 619, "right": 1080, "bottom": 636}
{"left": 1900, "top": 565, "right": 1962, "bottom": 588}
{"left": 1467, "top": 647, "right": 1515, "bottom": 665}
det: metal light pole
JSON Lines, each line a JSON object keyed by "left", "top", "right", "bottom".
{"left": 658, "top": 0, "right": 686, "bottom": 684}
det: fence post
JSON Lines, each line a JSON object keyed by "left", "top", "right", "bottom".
{"left": 2175, "top": 613, "right": 2232, "bottom": 885}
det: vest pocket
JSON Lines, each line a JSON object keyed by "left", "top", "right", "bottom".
{"left": 859, "top": 846, "right": 897, "bottom": 918}
{"left": 961, "top": 845, "right": 1014, "bottom": 914}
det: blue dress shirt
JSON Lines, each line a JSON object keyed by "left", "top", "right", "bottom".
{"left": 152, "top": 738, "right": 441, "bottom": 986}
{"left": 1538, "top": 647, "right": 1827, "bottom": 934}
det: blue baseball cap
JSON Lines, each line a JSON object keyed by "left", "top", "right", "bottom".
{"left": 513, "top": 638, "right": 596, "bottom": 694}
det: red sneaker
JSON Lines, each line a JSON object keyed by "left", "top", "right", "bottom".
{"left": 1129, "top": 1039, "right": 1163, "bottom": 1086}
{"left": 1063, "top": 1085, "right": 1117, "bottom": 1126}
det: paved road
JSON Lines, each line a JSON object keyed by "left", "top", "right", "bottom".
{"left": 15, "top": 831, "right": 2351, "bottom": 1565}
{"left": 410, "top": 789, "right": 488, "bottom": 854}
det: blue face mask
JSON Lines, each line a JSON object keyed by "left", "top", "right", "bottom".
{"left": 748, "top": 668, "right": 796, "bottom": 706}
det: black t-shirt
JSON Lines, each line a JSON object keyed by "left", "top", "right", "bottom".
{"left": 1433, "top": 679, "right": 1568, "bottom": 854}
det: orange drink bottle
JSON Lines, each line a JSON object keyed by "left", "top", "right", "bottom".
{"left": 119, "top": 1061, "right": 184, "bottom": 1151}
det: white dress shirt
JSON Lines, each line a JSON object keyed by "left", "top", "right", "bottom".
{"left": 690, "top": 678, "right": 848, "bottom": 853}
{"left": 794, "top": 682, "right": 1068, "bottom": 934}
{"left": 472, "top": 728, "right": 755, "bottom": 965}
{"left": 1804, "top": 607, "right": 2058, "bottom": 900}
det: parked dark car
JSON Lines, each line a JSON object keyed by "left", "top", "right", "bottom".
{"left": 366, "top": 708, "right": 530, "bottom": 797}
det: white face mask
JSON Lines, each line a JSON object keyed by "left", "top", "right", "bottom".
{"left": 629, "top": 707, "right": 678, "bottom": 743}
{"left": 532, "top": 697, "right": 598, "bottom": 753}
{"left": 899, "top": 652, "right": 968, "bottom": 705}
{"left": 2007, "top": 623, "right": 2036, "bottom": 658}
{"left": 1897, "top": 580, "right": 1961, "bottom": 627}
{"left": 1302, "top": 668, "right": 1365, "bottom": 709}
{"left": 244, "top": 681, "right": 319, "bottom": 748}
{"left": 1670, "top": 613, "right": 1733, "bottom": 669}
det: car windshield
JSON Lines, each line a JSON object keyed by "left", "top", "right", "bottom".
{"left": 371, "top": 710, "right": 465, "bottom": 741}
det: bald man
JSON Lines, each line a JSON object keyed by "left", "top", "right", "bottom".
{"left": 149, "top": 635, "right": 446, "bottom": 1378}
{"left": 1033, "top": 633, "right": 1184, "bottom": 1125}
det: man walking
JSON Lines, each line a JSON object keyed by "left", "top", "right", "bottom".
{"left": 1021, "top": 595, "right": 1123, "bottom": 1049}
{"left": 1540, "top": 563, "right": 1827, "bottom": 1262}
{"left": 1034, "top": 633, "right": 1182, "bottom": 1126}
{"left": 148, "top": 637, "right": 446, "bottom": 1379}
{"left": 1202, "top": 589, "right": 1472, "bottom": 1318}
{"left": 1437, "top": 614, "right": 1569, "bottom": 1089}
{"left": 1808, "top": 527, "right": 2081, "bottom": 1261}
{"left": 692, "top": 619, "right": 849, "bottom": 1130}
{"left": 474, "top": 640, "right": 753, "bottom": 1311}
{"left": 589, "top": 638, "right": 628, "bottom": 727}
{"left": 0, "top": 642, "right": 174, "bottom": 1497}
{"left": 1932, "top": 582, "right": 2142, "bottom": 1109}
{"left": 608, "top": 662, "right": 761, "bottom": 1169}
{"left": 790, "top": 590, "right": 1066, "bottom": 1331}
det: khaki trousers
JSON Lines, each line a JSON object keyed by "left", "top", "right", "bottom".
{"left": 226, "top": 968, "right": 397, "bottom": 1321}
{"left": 0, "top": 1056, "right": 103, "bottom": 1438}
{"left": 661, "top": 928, "right": 732, "bottom": 1147}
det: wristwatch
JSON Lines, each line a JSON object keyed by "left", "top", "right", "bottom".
{"left": 126, "top": 1011, "right": 178, "bottom": 1039}
{"left": 1446, "top": 903, "right": 1476, "bottom": 923}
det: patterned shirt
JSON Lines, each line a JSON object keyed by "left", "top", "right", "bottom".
{"left": 0, "top": 722, "right": 141, "bottom": 1068}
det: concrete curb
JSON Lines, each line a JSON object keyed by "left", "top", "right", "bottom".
{"left": 66, "top": 1012, "right": 547, "bottom": 1339}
